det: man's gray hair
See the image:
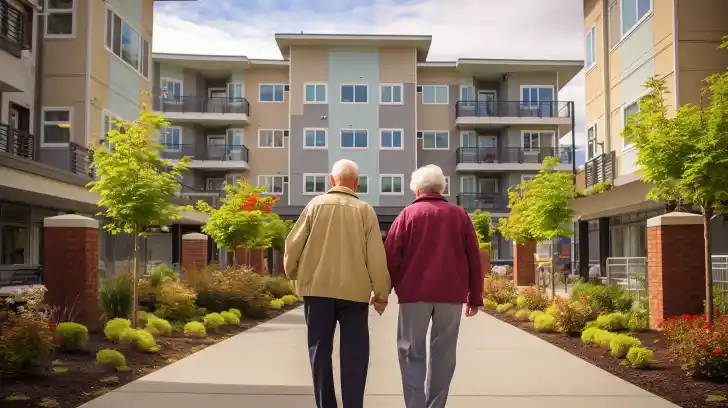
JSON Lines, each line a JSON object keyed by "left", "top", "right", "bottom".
{"left": 410, "top": 164, "right": 447, "bottom": 194}
{"left": 330, "top": 159, "right": 360, "bottom": 182}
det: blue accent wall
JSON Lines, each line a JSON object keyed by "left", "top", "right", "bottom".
{"left": 106, "top": 0, "right": 143, "bottom": 120}
{"left": 328, "top": 48, "right": 380, "bottom": 206}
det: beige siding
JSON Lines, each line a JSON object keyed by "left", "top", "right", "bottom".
{"left": 89, "top": 0, "right": 109, "bottom": 145}
{"left": 653, "top": 0, "right": 676, "bottom": 114}
{"left": 415, "top": 67, "right": 458, "bottom": 131}
{"left": 140, "top": 0, "right": 155, "bottom": 96}
{"left": 584, "top": 0, "right": 606, "bottom": 153}
{"left": 289, "top": 47, "right": 329, "bottom": 116}
{"left": 379, "top": 48, "right": 417, "bottom": 83}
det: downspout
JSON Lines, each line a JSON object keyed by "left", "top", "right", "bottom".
{"left": 33, "top": 0, "right": 44, "bottom": 160}
{"left": 672, "top": 0, "right": 679, "bottom": 108}
{"left": 84, "top": 0, "right": 92, "bottom": 147}
{"left": 601, "top": 0, "right": 612, "bottom": 153}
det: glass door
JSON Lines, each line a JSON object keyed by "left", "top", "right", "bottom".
{"left": 460, "top": 176, "right": 477, "bottom": 210}
{"left": 459, "top": 86, "right": 476, "bottom": 116}
{"left": 522, "top": 86, "right": 554, "bottom": 116}
{"left": 227, "top": 83, "right": 244, "bottom": 105}
{"left": 226, "top": 129, "right": 244, "bottom": 157}
{"left": 478, "top": 90, "right": 496, "bottom": 116}
{"left": 478, "top": 135, "right": 497, "bottom": 163}
{"left": 459, "top": 131, "right": 476, "bottom": 162}
{"left": 207, "top": 135, "right": 226, "bottom": 160}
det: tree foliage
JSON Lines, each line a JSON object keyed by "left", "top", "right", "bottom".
{"left": 498, "top": 156, "right": 576, "bottom": 243}
{"left": 471, "top": 209, "right": 494, "bottom": 250}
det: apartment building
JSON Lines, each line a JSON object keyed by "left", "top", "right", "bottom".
{"left": 574, "top": 0, "right": 728, "bottom": 274}
{"left": 153, "top": 33, "right": 580, "bottom": 261}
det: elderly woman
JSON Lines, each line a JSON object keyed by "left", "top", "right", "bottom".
{"left": 384, "top": 164, "right": 483, "bottom": 408}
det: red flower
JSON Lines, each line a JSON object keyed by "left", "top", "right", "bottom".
{"left": 700, "top": 343, "right": 706, "bottom": 349}
{"left": 657, "top": 321, "right": 663, "bottom": 329}
{"left": 682, "top": 315, "right": 690, "bottom": 320}
{"left": 702, "top": 314, "right": 707, "bottom": 317}
{"left": 48, "top": 323, "right": 57, "bottom": 328}
{"left": 716, "top": 347, "right": 724, "bottom": 356}
{"left": 706, "top": 322, "right": 712, "bottom": 329}
{"left": 53, "top": 337, "right": 61, "bottom": 344}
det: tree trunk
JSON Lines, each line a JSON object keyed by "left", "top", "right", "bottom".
{"left": 704, "top": 210, "right": 715, "bottom": 324}
{"left": 131, "top": 233, "right": 139, "bottom": 328}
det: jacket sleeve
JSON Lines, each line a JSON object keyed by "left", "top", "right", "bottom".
{"left": 365, "top": 205, "right": 392, "bottom": 301}
{"left": 384, "top": 211, "right": 406, "bottom": 288}
{"left": 462, "top": 210, "right": 484, "bottom": 307}
{"left": 284, "top": 205, "right": 312, "bottom": 280}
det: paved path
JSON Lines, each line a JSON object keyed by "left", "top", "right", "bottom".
{"left": 81, "top": 296, "right": 679, "bottom": 408}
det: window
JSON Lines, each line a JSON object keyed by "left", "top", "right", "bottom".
{"left": 105, "top": 7, "right": 149, "bottom": 77}
{"left": 443, "top": 176, "right": 450, "bottom": 196}
{"left": 621, "top": 0, "right": 651, "bottom": 36}
{"left": 206, "top": 178, "right": 225, "bottom": 191}
{"left": 421, "top": 85, "right": 448, "bottom": 104}
{"left": 257, "top": 175, "right": 285, "bottom": 194}
{"left": 303, "top": 128, "right": 327, "bottom": 149}
{"left": 623, "top": 101, "right": 640, "bottom": 149}
{"left": 357, "top": 175, "right": 369, "bottom": 195}
{"left": 380, "top": 129, "right": 403, "bottom": 149}
{"left": 380, "top": 175, "right": 404, "bottom": 195}
{"left": 340, "top": 129, "right": 368, "bottom": 149}
{"left": 46, "top": 0, "right": 74, "bottom": 37}
{"left": 304, "top": 83, "right": 327, "bottom": 103}
{"left": 587, "top": 123, "right": 598, "bottom": 160}
{"left": 258, "top": 129, "right": 285, "bottom": 148}
{"left": 259, "top": 84, "right": 285, "bottom": 102}
{"left": 380, "top": 84, "right": 403, "bottom": 104}
{"left": 226, "top": 129, "right": 244, "bottom": 152}
{"left": 101, "top": 110, "right": 123, "bottom": 147}
{"left": 227, "top": 83, "right": 244, "bottom": 103}
{"left": 340, "top": 84, "right": 368, "bottom": 103}
{"left": 521, "top": 86, "right": 554, "bottom": 106}
{"left": 161, "top": 78, "right": 182, "bottom": 102}
{"left": 160, "top": 126, "right": 181, "bottom": 151}
{"left": 303, "top": 174, "right": 327, "bottom": 195}
{"left": 521, "top": 175, "right": 537, "bottom": 183}
{"left": 41, "top": 108, "right": 71, "bottom": 146}
{"left": 585, "top": 26, "right": 596, "bottom": 69}
{"left": 522, "top": 131, "right": 552, "bottom": 153}
{"left": 421, "top": 131, "right": 449, "bottom": 150}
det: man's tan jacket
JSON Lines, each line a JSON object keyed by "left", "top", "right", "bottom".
{"left": 284, "top": 186, "right": 391, "bottom": 303}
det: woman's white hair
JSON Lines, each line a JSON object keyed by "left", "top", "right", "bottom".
{"left": 410, "top": 164, "right": 446, "bottom": 194}
{"left": 330, "top": 159, "right": 360, "bottom": 182}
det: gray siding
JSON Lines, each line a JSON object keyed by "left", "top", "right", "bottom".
{"left": 289, "top": 103, "right": 330, "bottom": 205}
{"left": 379, "top": 83, "right": 416, "bottom": 206}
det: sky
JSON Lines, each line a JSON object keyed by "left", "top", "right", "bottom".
{"left": 153, "top": 0, "right": 586, "bottom": 146}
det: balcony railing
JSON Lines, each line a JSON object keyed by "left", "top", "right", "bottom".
{"left": 455, "top": 101, "right": 573, "bottom": 119}
{"left": 456, "top": 147, "right": 573, "bottom": 165}
{"left": 0, "top": 0, "right": 28, "bottom": 57}
{"left": 177, "top": 183, "right": 222, "bottom": 208}
{"left": 160, "top": 144, "right": 250, "bottom": 162}
{"left": 153, "top": 94, "right": 250, "bottom": 115}
{"left": 457, "top": 193, "right": 508, "bottom": 212}
{"left": 0, "top": 123, "right": 35, "bottom": 160}
{"left": 585, "top": 150, "right": 616, "bottom": 189}
{"left": 69, "top": 142, "right": 94, "bottom": 178}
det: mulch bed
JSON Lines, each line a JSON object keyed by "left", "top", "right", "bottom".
{"left": 0, "top": 305, "right": 299, "bottom": 408}
{"left": 487, "top": 310, "right": 728, "bottom": 408}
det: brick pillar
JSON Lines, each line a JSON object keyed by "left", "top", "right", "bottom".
{"left": 276, "top": 250, "right": 285, "bottom": 276}
{"left": 480, "top": 248, "right": 492, "bottom": 275}
{"left": 181, "top": 233, "right": 208, "bottom": 272}
{"left": 647, "top": 212, "right": 706, "bottom": 329}
{"left": 250, "top": 249, "right": 265, "bottom": 274}
{"left": 513, "top": 241, "right": 536, "bottom": 286}
{"left": 43, "top": 215, "right": 100, "bottom": 328}
{"left": 233, "top": 248, "right": 248, "bottom": 267}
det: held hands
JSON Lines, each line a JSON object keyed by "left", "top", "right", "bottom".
{"left": 370, "top": 296, "right": 387, "bottom": 315}
{"left": 464, "top": 304, "right": 479, "bottom": 317}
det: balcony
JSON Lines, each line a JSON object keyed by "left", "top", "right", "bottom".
{"left": 153, "top": 95, "right": 250, "bottom": 126}
{"left": 177, "top": 183, "right": 222, "bottom": 208}
{"left": 0, "top": 123, "right": 34, "bottom": 160}
{"left": 455, "top": 101, "right": 573, "bottom": 128}
{"left": 0, "top": 0, "right": 29, "bottom": 58}
{"left": 161, "top": 143, "right": 250, "bottom": 170}
{"left": 584, "top": 150, "right": 616, "bottom": 189}
{"left": 457, "top": 193, "right": 508, "bottom": 213}
{"left": 455, "top": 146, "right": 574, "bottom": 172}
{"left": 69, "top": 142, "right": 94, "bottom": 178}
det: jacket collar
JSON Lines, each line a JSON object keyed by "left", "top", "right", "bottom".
{"left": 327, "top": 186, "right": 359, "bottom": 198}
{"left": 413, "top": 193, "right": 447, "bottom": 203}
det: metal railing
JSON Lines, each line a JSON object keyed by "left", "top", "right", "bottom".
{"left": 457, "top": 193, "right": 508, "bottom": 212}
{"left": 69, "top": 142, "right": 94, "bottom": 177}
{"left": 456, "top": 146, "right": 574, "bottom": 165}
{"left": 0, "top": 123, "right": 35, "bottom": 160}
{"left": 455, "top": 100, "right": 573, "bottom": 119}
{"left": 176, "top": 183, "right": 222, "bottom": 208}
{"left": 0, "top": 0, "right": 28, "bottom": 57}
{"left": 712, "top": 255, "right": 728, "bottom": 306}
{"left": 605, "top": 257, "right": 648, "bottom": 303}
{"left": 153, "top": 94, "right": 250, "bottom": 115}
{"left": 160, "top": 143, "right": 249, "bottom": 162}
{"left": 585, "top": 150, "right": 616, "bottom": 189}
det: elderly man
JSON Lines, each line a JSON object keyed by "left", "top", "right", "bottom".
{"left": 285, "top": 159, "right": 391, "bottom": 408}
{"left": 385, "top": 164, "right": 484, "bottom": 408}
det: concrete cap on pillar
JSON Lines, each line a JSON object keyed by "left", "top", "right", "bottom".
{"left": 43, "top": 214, "right": 100, "bottom": 229}
{"left": 182, "top": 232, "right": 208, "bottom": 241}
{"left": 646, "top": 211, "right": 703, "bottom": 227}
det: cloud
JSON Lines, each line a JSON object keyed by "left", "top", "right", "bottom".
{"left": 153, "top": 0, "right": 586, "bottom": 144}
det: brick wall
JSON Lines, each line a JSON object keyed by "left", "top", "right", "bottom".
{"left": 480, "top": 248, "right": 492, "bottom": 276}
{"left": 513, "top": 241, "right": 536, "bottom": 286}
{"left": 181, "top": 233, "right": 208, "bottom": 273}
{"left": 232, "top": 248, "right": 266, "bottom": 274}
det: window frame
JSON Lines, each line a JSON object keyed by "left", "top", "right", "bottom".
{"left": 206, "top": 177, "right": 225, "bottom": 191}
{"left": 161, "top": 126, "right": 182, "bottom": 152}
{"left": 585, "top": 25, "right": 596, "bottom": 70}
{"left": 160, "top": 77, "right": 183, "bottom": 103}
{"left": 620, "top": 0, "right": 652, "bottom": 40}
{"left": 259, "top": 83, "right": 285, "bottom": 103}
{"left": 586, "top": 122, "right": 598, "bottom": 160}
{"left": 302, "top": 173, "right": 328, "bottom": 195}
{"left": 420, "top": 85, "right": 449, "bottom": 105}
{"left": 443, "top": 176, "right": 451, "bottom": 196}
{"left": 521, "top": 174, "right": 537, "bottom": 183}
{"left": 104, "top": 6, "right": 149, "bottom": 78}
{"left": 303, "top": 82, "right": 328, "bottom": 104}
{"left": 101, "top": 109, "right": 122, "bottom": 145}
{"left": 379, "top": 128, "right": 404, "bottom": 150}
{"left": 257, "top": 175, "right": 286, "bottom": 195}
{"left": 45, "top": 0, "right": 76, "bottom": 38}
{"left": 41, "top": 107, "right": 73, "bottom": 147}
{"left": 340, "top": 83, "right": 369, "bottom": 104}
{"left": 357, "top": 175, "right": 369, "bottom": 195}
{"left": 521, "top": 130, "right": 554, "bottom": 154}
{"left": 421, "top": 130, "right": 450, "bottom": 150}
{"left": 380, "top": 83, "right": 404, "bottom": 105}
{"left": 257, "top": 129, "right": 285, "bottom": 148}
{"left": 380, "top": 174, "right": 405, "bottom": 196}
{"left": 340, "top": 129, "right": 369, "bottom": 149}
{"left": 303, "top": 128, "right": 328, "bottom": 149}
{"left": 622, "top": 100, "right": 640, "bottom": 151}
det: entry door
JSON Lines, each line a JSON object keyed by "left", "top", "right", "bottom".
{"left": 478, "top": 135, "right": 497, "bottom": 163}
{"left": 208, "top": 88, "right": 226, "bottom": 113}
{"left": 478, "top": 178, "right": 498, "bottom": 194}
{"left": 478, "top": 90, "right": 496, "bottom": 116}
{"left": 207, "top": 135, "right": 226, "bottom": 159}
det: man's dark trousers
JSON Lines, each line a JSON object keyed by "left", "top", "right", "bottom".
{"left": 304, "top": 296, "right": 370, "bottom": 408}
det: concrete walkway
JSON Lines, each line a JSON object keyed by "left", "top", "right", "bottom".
{"left": 81, "top": 296, "right": 679, "bottom": 408}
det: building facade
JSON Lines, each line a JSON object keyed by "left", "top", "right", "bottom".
{"left": 153, "top": 34, "right": 580, "bottom": 262}
{"left": 575, "top": 0, "right": 728, "bottom": 273}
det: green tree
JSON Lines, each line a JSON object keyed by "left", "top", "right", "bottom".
{"left": 88, "top": 97, "right": 190, "bottom": 328}
{"left": 623, "top": 40, "right": 728, "bottom": 322}
{"left": 471, "top": 209, "right": 494, "bottom": 250}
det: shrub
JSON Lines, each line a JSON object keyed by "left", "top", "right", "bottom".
{"left": 483, "top": 299, "right": 498, "bottom": 311}
{"left": 544, "top": 303, "right": 558, "bottom": 316}
{"left": 100, "top": 273, "right": 133, "bottom": 319}
{"left": 595, "top": 330, "right": 616, "bottom": 348}
{"left": 519, "top": 286, "right": 551, "bottom": 311}
{"left": 515, "top": 295, "right": 526, "bottom": 309}
{"left": 580, "top": 327, "right": 602, "bottom": 344}
{"left": 495, "top": 303, "right": 513, "bottom": 313}
{"left": 627, "top": 312, "right": 650, "bottom": 332}
{"left": 55, "top": 322, "right": 88, "bottom": 352}
{"left": 148, "top": 263, "right": 179, "bottom": 289}
{"left": 263, "top": 276, "right": 296, "bottom": 298}
{"left": 137, "top": 311, "right": 151, "bottom": 326}
{"left": 571, "top": 282, "right": 633, "bottom": 314}
{"left": 203, "top": 313, "right": 225, "bottom": 331}
{"left": 154, "top": 280, "right": 198, "bottom": 322}
{"left": 183, "top": 321, "right": 207, "bottom": 338}
{"left": 270, "top": 299, "right": 284, "bottom": 310}
{"left": 281, "top": 294, "right": 298, "bottom": 306}
{"left": 609, "top": 334, "right": 641, "bottom": 358}
{"left": 195, "top": 267, "right": 270, "bottom": 318}
{"left": 515, "top": 309, "right": 531, "bottom": 321}
{"left": 228, "top": 308, "right": 242, "bottom": 319}
{"left": 96, "top": 349, "right": 127, "bottom": 370}
{"left": 119, "top": 328, "right": 160, "bottom": 353}
{"left": 104, "top": 318, "right": 131, "bottom": 342}
{"left": 594, "top": 312, "right": 630, "bottom": 331}
{"left": 220, "top": 311, "right": 241, "bottom": 325}
{"left": 533, "top": 313, "right": 556, "bottom": 332}
{"left": 626, "top": 347, "right": 654, "bottom": 369}
{"left": 552, "top": 296, "right": 596, "bottom": 334}
{"left": 483, "top": 275, "right": 518, "bottom": 304}
{"left": 663, "top": 314, "right": 728, "bottom": 379}
{"left": 145, "top": 316, "right": 173, "bottom": 336}
{"left": 529, "top": 310, "right": 545, "bottom": 322}
{"left": 0, "top": 314, "right": 54, "bottom": 375}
